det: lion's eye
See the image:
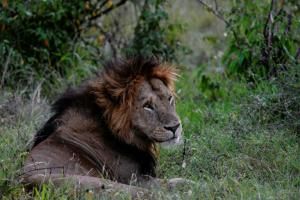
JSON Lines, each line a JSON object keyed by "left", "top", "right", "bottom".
{"left": 169, "top": 96, "right": 174, "bottom": 105}
{"left": 143, "top": 102, "right": 154, "bottom": 111}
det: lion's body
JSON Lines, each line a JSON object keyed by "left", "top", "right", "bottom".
{"left": 22, "top": 58, "right": 182, "bottom": 193}
{"left": 24, "top": 91, "right": 155, "bottom": 184}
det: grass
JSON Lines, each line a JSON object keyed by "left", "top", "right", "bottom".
{"left": 158, "top": 70, "right": 300, "bottom": 199}
{"left": 0, "top": 69, "right": 299, "bottom": 199}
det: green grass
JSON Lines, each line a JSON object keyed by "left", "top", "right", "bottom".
{"left": 158, "top": 70, "right": 300, "bottom": 199}
{"left": 0, "top": 70, "right": 299, "bottom": 199}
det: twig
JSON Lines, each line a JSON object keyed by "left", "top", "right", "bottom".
{"left": 196, "top": 0, "right": 240, "bottom": 43}
{"left": 213, "top": 0, "right": 218, "bottom": 11}
{"left": 181, "top": 138, "right": 187, "bottom": 170}
{"left": 261, "top": 0, "right": 276, "bottom": 75}
{"left": 268, "top": 1, "right": 275, "bottom": 48}
{"left": 285, "top": 13, "right": 292, "bottom": 34}
{"left": 78, "top": 0, "right": 128, "bottom": 43}
{"left": 89, "top": 0, "right": 128, "bottom": 21}
{"left": 97, "top": 0, "right": 110, "bottom": 10}
{"left": 1, "top": 48, "right": 12, "bottom": 88}
{"left": 263, "top": 0, "right": 275, "bottom": 49}
{"left": 197, "top": 0, "right": 229, "bottom": 27}
{"left": 295, "top": 48, "right": 300, "bottom": 60}
{"left": 273, "top": 0, "right": 285, "bottom": 20}
{"left": 95, "top": 22, "right": 118, "bottom": 58}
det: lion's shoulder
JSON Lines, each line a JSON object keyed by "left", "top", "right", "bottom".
{"left": 32, "top": 85, "right": 100, "bottom": 147}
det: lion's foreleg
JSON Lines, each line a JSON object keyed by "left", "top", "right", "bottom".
{"left": 22, "top": 174, "right": 152, "bottom": 198}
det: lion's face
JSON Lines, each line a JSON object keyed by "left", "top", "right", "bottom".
{"left": 131, "top": 78, "right": 182, "bottom": 147}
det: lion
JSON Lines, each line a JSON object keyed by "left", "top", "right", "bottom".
{"left": 21, "top": 57, "right": 187, "bottom": 197}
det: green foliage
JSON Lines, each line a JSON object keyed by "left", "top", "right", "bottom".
{"left": 197, "top": 72, "right": 223, "bottom": 101}
{"left": 0, "top": 0, "right": 93, "bottom": 92}
{"left": 126, "top": 0, "right": 188, "bottom": 61}
{"left": 0, "top": 0, "right": 83, "bottom": 57}
{"left": 222, "top": 0, "right": 300, "bottom": 79}
{"left": 0, "top": 0, "right": 188, "bottom": 92}
{"left": 0, "top": 1, "right": 84, "bottom": 66}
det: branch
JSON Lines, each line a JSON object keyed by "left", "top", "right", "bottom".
{"left": 89, "top": 0, "right": 128, "bottom": 21}
{"left": 95, "top": 23, "right": 118, "bottom": 58}
{"left": 196, "top": 0, "right": 240, "bottom": 43}
{"left": 97, "top": 0, "right": 110, "bottom": 10}
{"left": 261, "top": 0, "right": 275, "bottom": 75}
{"left": 181, "top": 139, "right": 187, "bottom": 169}
{"left": 285, "top": 13, "right": 292, "bottom": 34}
{"left": 213, "top": 0, "right": 218, "bottom": 12}
{"left": 197, "top": 0, "right": 229, "bottom": 27}
{"left": 263, "top": 0, "right": 275, "bottom": 48}
{"left": 77, "top": 0, "right": 128, "bottom": 42}
{"left": 1, "top": 48, "right": 12, "bottom": 88}
{"left": 295, "top": 48, "right": 300, "bottom": 60}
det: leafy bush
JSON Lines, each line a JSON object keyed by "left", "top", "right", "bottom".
{"left": 222, "top": 0, "right": 300, "bottom": 79}
{"left": 0, "top": 1, "right": 86, "bottom": 88}
{"left": 125, "top": 0, "right": 188, "bottom": 61}
{"left": 0, "top": 1, "right": 134, "bottom": 91}
{"left": 0, "top": 0, "right": 187, "bottom": 92}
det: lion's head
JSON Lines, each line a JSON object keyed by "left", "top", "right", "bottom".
{"left": 131, "top": 78, "right": 182, "bottom": 147}
{"left": 90, "top": 57, "right": 182, "bottom": 150}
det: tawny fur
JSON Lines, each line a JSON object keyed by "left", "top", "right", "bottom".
{"left": 22, "top": 57, "right": 182, "bottom": 192}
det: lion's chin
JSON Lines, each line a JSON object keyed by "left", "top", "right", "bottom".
{"left": 159, "top": 135, "right": 183, "bottom": 149}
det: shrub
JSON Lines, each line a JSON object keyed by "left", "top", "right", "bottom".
{"left": 0, "top": 0, "right": 187, "bottom": 92}
{"left": 222, "top": 0, "right": 300, "bottom": 79}
{"left": 0, "top": 1, "right": 85, "bottom": 87}
{"left": 125, "top": 0, "right": 188, "bottom": 61}
{"left": 0, "top": 0, "right": 128, "bottom": 91}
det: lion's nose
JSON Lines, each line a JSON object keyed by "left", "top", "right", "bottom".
{"left": 164, "top": 123, "right": 180, "bottom": 135}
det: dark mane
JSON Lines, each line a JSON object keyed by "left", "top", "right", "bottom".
{"left": 32, "top": 85, "right": 98, "bottom": 147}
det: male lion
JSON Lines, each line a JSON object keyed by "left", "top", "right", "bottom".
{"left": 22, "top": 57, "right": 186, "bottom": 197}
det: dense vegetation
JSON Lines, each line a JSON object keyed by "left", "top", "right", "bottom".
{"left": 0, "top": 0, "right": 299, "bottom": 199}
